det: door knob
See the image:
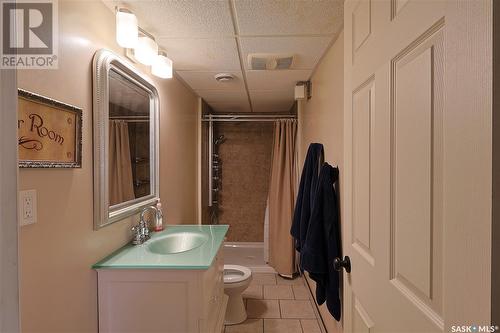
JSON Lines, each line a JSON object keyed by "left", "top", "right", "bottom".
{"left": 333, "top": 256, "right": 351, "bottom": 273}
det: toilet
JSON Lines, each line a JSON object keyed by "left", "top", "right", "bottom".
{"left": 223, "top": 264, "right": 253, "bottom": 325}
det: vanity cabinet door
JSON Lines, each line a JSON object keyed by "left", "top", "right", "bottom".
{"left": 199, "top": 248, "right": 225, "bottom": 333}
{"left": 97, "top": 269, "right": 200, "bottom": 333}
{"left": 96, "top": 249, "right": 227, "bottom": 333}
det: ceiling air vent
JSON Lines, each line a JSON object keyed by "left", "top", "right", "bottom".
{"left": 248, "top": 53, "right": 294, "bottom": 70}
{"left": 214, "top": 73, "right": 235, "bottom": 82}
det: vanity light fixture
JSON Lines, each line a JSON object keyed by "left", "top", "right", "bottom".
{"left": 115, "top": 8, "right": 138, "bottom": 48}
{"left": 115, "top": 13, "right": 173, "bottom": 79}
{"left": 134, "top": 29, "right": 158, "bottom": 66}
{"left": 152, "top": 51, "right": 173, "bottom": 79}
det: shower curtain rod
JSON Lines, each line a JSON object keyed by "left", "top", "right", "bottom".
{"left": 203, "top": 119, "right": 295, "bottom": 122}
{"left": 110, "top": 120, "right": 149, "bottom": 123}
{"left": 202, "top": 114, "right": 297, "bottom": 122}
{"left": 110, "top": 115, "right": 149, "bottom": 119}
{"left": 109, "top": 115, "right": 149, "bottom": 123}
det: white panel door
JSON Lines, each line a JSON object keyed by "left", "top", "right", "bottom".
{"left": 343, "top": 1, "right": 492, "bottom": 332}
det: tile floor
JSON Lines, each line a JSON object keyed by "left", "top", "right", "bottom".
{"left": 224, "top": 273, "right": 325, "bottom": 333}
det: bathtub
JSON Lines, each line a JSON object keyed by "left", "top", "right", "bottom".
{"left": 222, "top": 242, "right": 276, "bottom": 273}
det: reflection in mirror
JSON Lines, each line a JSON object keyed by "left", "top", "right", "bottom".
{"left": 108, "top": 70, "right": 151, "bottom": 206}
{"left": 93, "top": 49, "right": 159, "bottom": 230}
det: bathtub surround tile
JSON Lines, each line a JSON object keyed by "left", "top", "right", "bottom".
{"left": 263, "top": 319, "right": 302, "bottom": 333}
{"left": 279, "top": 300, "right": 316, "bottom": 319}
{"left": 243, "top": 285, "right": 263, "bottom": 299}
{"left": 300, "top": 319, "right": 322, "bottom": 333}
{"left": 251, "top": 273, "right": 277, "bottom": 285}
{"left": 276, "top": 275, "right": 304, "bottom": 286}
{"left": 292, "top": 285, "right": 311, "bottom": 300}
{"left": 247, "top": 299, "right": 281, "bottom": 319}
{"left": 225, "top": 319, "right": 263, "bottom": 333}
{"left": 215, "top": 122, "right": 274, "bottom": 241}
{"left": 263, "top": 285, "right": 294, "bottom": 300}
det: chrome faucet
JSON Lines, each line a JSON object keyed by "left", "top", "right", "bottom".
{"left": 131, "top": 206, "right": 158, "bottom": 245}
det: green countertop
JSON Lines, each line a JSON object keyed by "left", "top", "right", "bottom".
{"left": 92, "top": 225, "right": 229, "bottom": 270}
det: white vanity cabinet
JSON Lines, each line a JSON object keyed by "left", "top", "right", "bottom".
{"left": 96, "top": 248, "right": 227, "bottom": 333}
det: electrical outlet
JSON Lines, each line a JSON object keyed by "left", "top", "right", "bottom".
{"left": 19, "top": 190, "right": 37, "bottom": 226}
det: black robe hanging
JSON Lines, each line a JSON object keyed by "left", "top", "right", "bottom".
{"left": 290, "top": 143, "right": 324, "bottom": 253}
{"left": 300, "top": 163, "right": 342, "bottom": 321}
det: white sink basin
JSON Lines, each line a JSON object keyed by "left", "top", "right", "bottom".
{"left": 147, "top": 232, "right": 209, "bottom": 255}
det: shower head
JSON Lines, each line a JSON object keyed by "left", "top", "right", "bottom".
{"left": 214, "top": 135, "right": 226, "bottom": 145}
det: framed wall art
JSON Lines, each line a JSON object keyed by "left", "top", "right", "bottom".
{"left": 18, "top": 89, "right": 82, "bottom": 168}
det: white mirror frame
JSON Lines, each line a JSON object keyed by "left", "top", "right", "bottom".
{"left": 92, "top": 49, "right": 160, "bottom": 230}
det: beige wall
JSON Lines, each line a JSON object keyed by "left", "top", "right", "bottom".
{"left": 298, "top": 31, "right": 344, "bottom": 333}
{"left": 158, "top": 61, "right": 199, "bottom": 225}
{"left": 17, "top": 1, "right": 198, "bottom": 332}
{"left": 299, "top": 32, "right": 344, "bottom": 170}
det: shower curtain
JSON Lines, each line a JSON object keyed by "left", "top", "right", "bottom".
{"left": 109, "top": 120, "right": 135, "bottom": 206}
{"left": 268, "top": 119, "right": 297, "bottom": 276}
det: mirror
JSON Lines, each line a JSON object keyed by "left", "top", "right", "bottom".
{"left": 108, "top": 70, "right": 151, "bottom": 205}
{"left": 93, "top": 49, "right": 159, "bottom": 229}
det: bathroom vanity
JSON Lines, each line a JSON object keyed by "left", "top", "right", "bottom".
{"left": 93, "top": 225, "right": 229, "bottom": 333}
{"left": 91, "top": 50, "right": 228, "bottom": 332}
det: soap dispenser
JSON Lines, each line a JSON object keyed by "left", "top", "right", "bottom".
{"left": 154, "top": 200, "right": 164, "bottom": 232}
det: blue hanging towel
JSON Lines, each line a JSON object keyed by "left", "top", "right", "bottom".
{"left": 290, "top": 143, "right": 324, "bottom": 254}
{"left": 301, "top": 163, "right": 342, "bottom": 321}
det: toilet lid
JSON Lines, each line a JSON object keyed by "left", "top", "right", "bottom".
{"left": 223, "top": 265, "right": 252, "bottom": 284}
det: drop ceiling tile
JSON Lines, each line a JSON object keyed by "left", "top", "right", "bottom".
{"left": 157, "top": 38, "right": 240, "bottom": 71}
{"left": 177, "top": 71, "right": 245, "bottom": 91}
{"left": 234, "top": 0, "right": 344, "bottom": 36}
{"left": 252, "top": 101, "right": 295, "bottom": 113}
{"left": 240, "top": 36, "right": 332, "bottom": 70}
{"left": 250, "top": 90, "right": 294, "bottom": 101}
{"left": 104, "top": 0, "right": 234, "bottom": 38}
{"left": 196, "top": 89, "right": 248, "bottom": 104}
{"left": 103, "top": 0, "right": 344, "bottom": 115}
{"left": 209, "top": 101, "right": 252, "bottom": 113}
{"left": 250, "top": 90, "right": 295, "bottom": 113}
{"left": 246, "top": 70, "right": 311, "bottom": 91}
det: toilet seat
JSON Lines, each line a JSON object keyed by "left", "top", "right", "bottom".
{"left": 223, "top": 265, "right": 252, "bottom": 284}
{"left": 223, "top": 264, "right": 252, "bottom": 325}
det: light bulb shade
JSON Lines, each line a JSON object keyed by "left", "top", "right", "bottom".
{"left": 134, "top": 35, "right": 158, "bottom": 66}
{"left": 152, "top": 53, "right": 173, "bottom": 79}
{"left": 116, "top": 10, "right": 138, "bottom": 48}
